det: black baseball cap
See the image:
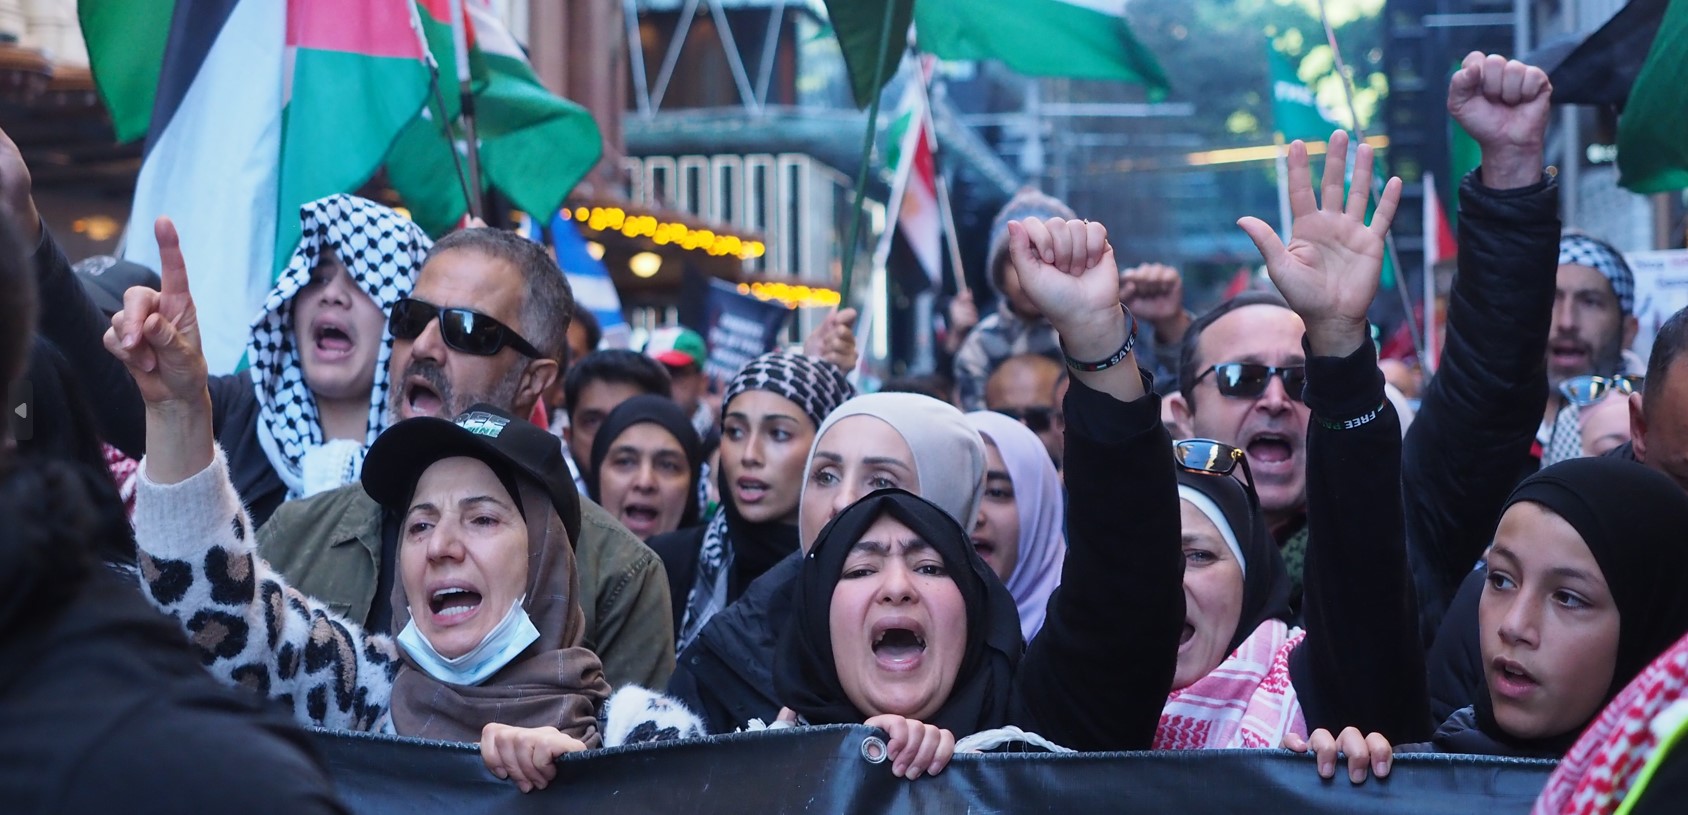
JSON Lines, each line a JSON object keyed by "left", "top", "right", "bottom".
{"left": 362, "top": 404, "right": 582, "bottom": 546}
{"left": 72, "top": 255, "right": 162, "bottom": 318}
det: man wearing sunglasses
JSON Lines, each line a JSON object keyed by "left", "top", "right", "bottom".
{"left": 1168, "top": 291, "right": 1312, "bottom": 576}
{"left": 254, "top": 227, "right": 677, "bottom": 692}
{"left": 986, "top": 353, "right": 1068, "bottom": 469}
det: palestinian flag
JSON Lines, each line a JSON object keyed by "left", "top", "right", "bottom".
{"left": 822, "top": 0, "right": 1166, "bottom": 109}
{"left": 79, "top": 0, "right": 431, "bottom": 373}
{"left": 385, "top": 0, "right": 602, "bottom": 235}
{"left": 914, "top": 0, "right": 1168, "bottom": 97}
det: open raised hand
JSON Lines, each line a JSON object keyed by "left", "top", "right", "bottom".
{"left": 1237, "top": 131, "right": 1401, "bottom": 358}
{"left": 102, "top": 217, "right": 208, "bottom": 406}
{"left": 1447, "top": 52, "right": 1551, "bottom": 189}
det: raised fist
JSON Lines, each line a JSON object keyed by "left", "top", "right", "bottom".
{"left": 1447, "top": 52, "right": 1551, "bottom": 189}
{"left": 1119, "top": 263, "right": 1186, "bottom": 333}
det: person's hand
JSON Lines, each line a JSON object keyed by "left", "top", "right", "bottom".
{"left": 480, "top": 723, "right": 588, "bottom": 793}
{"left": 1283, "top": 727, "right": 1394, "bottom": 783}
{"left": 803, "top": 307, "right": 859, "bottom": 372}
{"left": 947, "top": 289, "right": 979, "bottom": 336}
{"left": 0, "top": 125, "right": 42, "bottom": 245}
{"left": 1447, "top": 52, "right": 1551, "bottom": 190}
{"left": 1008, "top": 216, "right": 1142, "bottom": 401}
{"left": 1238, "top": 131, "right": 1401, "bottom": 358}
{"left": 103, "top": 217, "right": 209, "bottom": 406}
{"left": 864, "top": 714, "right": 955, "bottom": 780}
{"left": 1119, "top": 263, "right": 1189, "bottom": 340}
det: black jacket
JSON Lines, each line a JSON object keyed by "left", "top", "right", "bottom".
{"left": 671, "top": 373, "right": 1187, "bottom": 750}
{"left": 1402, "top": 170, "right": 1560, "bottom": 645}
{"left": 0, "top": 569, "right": 346, "bottom": 814}
{"left": 1287, "top": 337, "right": 1429, "bottom": 741}
{"left": 31, "top": 230, "right": 286, "bottom": 526}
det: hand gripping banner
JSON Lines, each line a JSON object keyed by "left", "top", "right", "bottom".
{"left": 312, "top": 725, "right": 1556, "bottom": 813}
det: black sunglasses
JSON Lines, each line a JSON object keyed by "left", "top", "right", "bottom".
{"left": 1559, "top": 374, "right": 1643, "bottom": 407}
{"left": 1195, "top": 363, "right": 1306, "bottom": 402}
{"left": 1174, "top": 437, "right": 1258, "bottom": 497}
{"left": 387, "top": 298, "right": 544, "bottom": 359}
{"left": 993, "top": 405, "right": 1062, "bottom": 434}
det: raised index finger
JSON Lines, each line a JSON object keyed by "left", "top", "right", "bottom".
{"left": 154, "top": 216, "right": 191, "bottom": 296}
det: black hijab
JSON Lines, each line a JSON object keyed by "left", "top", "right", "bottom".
{"left": 1176, "top": 467, "right": 1292, "bottom": 652}
{"left": 587, "top": 394, "right": 703, "bottom": 528}
{"left": 1464, "top": 457, "right": 1688, "bottom": 756}
{"left": 775, "top": 489, "right": 1025, "bottom": 735}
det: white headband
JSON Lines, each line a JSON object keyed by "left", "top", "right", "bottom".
{"left": 1178, "top": 484, "right": 1246, "bottom": 576}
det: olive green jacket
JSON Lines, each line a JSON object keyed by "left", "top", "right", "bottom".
{"left": 256, "top": 484, "right": 675, "bottom": 690}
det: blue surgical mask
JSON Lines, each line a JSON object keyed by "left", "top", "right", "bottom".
{"left": 396, "top": 597, "right": 540, "bottom": 686}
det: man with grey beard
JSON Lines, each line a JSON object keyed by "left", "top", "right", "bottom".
{"left": 256, "top": 228, "right": 677, "bottom": 690}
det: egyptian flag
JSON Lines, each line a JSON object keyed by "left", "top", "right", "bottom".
{"left": 80, "top": 0, "right": 430, "bottom": 373}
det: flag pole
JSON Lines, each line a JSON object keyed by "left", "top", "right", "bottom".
{"left": 837, "top": 1, "right": 901, "bottom": 305}
{"left": 448, "top": 0, "right": 484, "bottom": 220}
{"left": 425, "top": 60, "right": 478, "bottom": 222}
{"left": 1316, "top": 0, "right": 1423, "bottom": 363}
{"left": 910, "top": 55, "right": 970, "bottom": 297}
{"left": 1422, "top": 173, "right": 1440, "bottom": 372}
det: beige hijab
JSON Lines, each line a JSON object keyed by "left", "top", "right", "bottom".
{"left": 388, "top": 478, "right": 610, "bottom": 743}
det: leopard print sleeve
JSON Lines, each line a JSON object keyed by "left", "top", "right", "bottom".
{"left": 133, "top": 447, "right": 399, "bottom": 732}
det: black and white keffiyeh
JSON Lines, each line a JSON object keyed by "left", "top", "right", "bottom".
{"left": 1559, "top": 234, "right": 1635, "bottom": 316}
{"left": 249, "top": 194, "right": 432, "bottom": 499}
{"left": 676, "top": 352, "right": 854, "bottom": 650}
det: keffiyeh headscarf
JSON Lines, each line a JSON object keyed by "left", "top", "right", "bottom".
{"left": 250, "top": 194, "right": 431, "bottom": 499}
{"left": 1559, "top": 234, "right": 1635, "bottom": 316}
{"left": 676, "top": 353, "right": 854, "bottom": 651}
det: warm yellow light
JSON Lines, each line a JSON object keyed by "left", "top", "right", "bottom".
{"left": 574, "top": 207, "right": 590, "bottom": 221}
{"left": 72, "top": 215, "right": 121, "bottom": 242}
{"left": 629, "top": 251, "right": 663, "bottom": 278}
{"left": 585, "top": 241, "right": 606, "bottom": 261}
{"left": 1184, "top": 135, "right": 1390, "bottom": 168}
{"left": 741, "top": 281, "right": 842, "bottom": 309}
{"left": 571, "top": 207, "right": 767, "bottom": 260}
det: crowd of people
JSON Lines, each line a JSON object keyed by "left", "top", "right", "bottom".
{"left": 2, "top": 51, "right": 1687, "bottom": 814}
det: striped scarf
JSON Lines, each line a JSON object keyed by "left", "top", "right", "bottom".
{"left": 1534, "top": 631, "right": 1688, "bottom": 815}
{"left": 1154, "top": 619, "right": 1307, "bottom": 750}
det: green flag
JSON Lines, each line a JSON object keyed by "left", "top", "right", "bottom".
{"left": 386, "top": 2, "right": 602, "bottom": 234}
{"left": 822, "top": 0, "right": 913, "bottom": 109}
{"left": 78, "top": 0, "right": 176, "bottom": 144}
{"left": 1268, "top": 47, "right": 1338, "bottom": 142}
{"left": 1448, "top": 118, "right": 1482, "bottom": 227}
{"left": 914, "top": 0, "right": 1168, "bottom": 98}
{"left": 1617, "top": 0, "right": 1688, "bottom": 193}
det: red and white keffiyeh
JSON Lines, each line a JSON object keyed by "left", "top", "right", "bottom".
{"left": 1534, "top": 631, "right": 1688, "bottom": 815}
{"left": 1155, "top": 619, "right": 1308, "bottom": 750}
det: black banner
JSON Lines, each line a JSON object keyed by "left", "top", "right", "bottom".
{"left": 312, "top": 726, "right": 1557, "bottom": 814}
{"left": 702, "top": 280, "right": 790, "bottom": 382}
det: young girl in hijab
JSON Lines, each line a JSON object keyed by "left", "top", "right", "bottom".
{"left": 587, "top": 394, "right": 704, "bottom": 541}
{"left": 963, "top": 411, "right": 1066, "bottom": 640}
{"left": 649, "top": 352, "right": 854, "bottom": 650}
{"left": 1293, "top": 457, "right": 1688, "bottom": 781}
{"left": 666, "top": 391, "right": 995, "bottom": 734}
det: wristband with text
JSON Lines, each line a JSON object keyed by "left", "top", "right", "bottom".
{"left": 1062, "top": 307, "right": 1138, "bottom": 373}
{"left": 1316, "top": 400, "right": 1388, "bottom": 432}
